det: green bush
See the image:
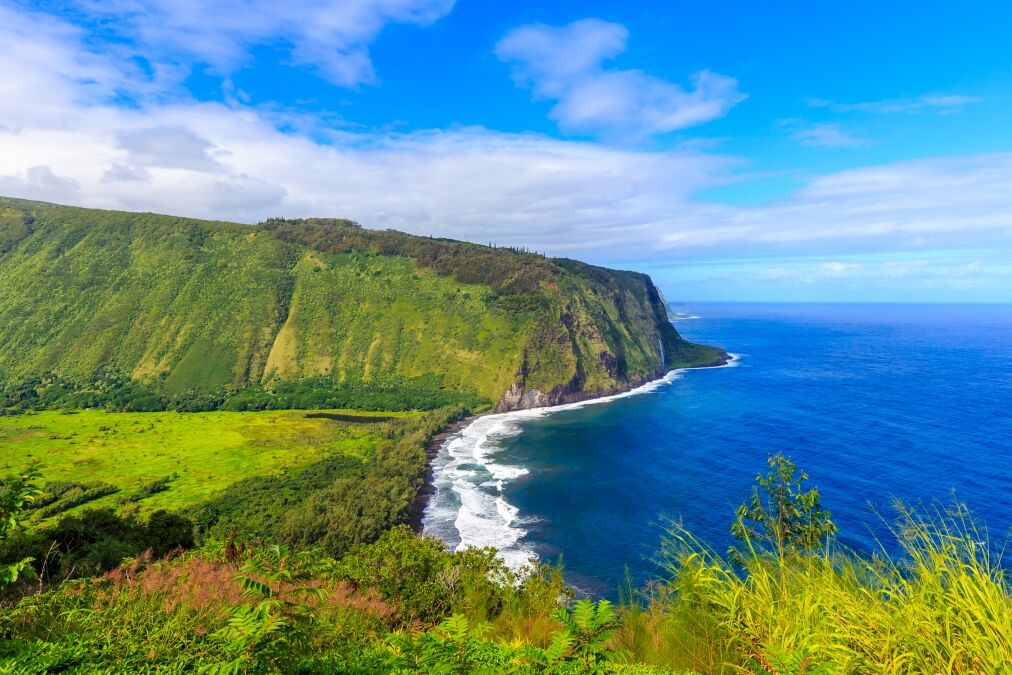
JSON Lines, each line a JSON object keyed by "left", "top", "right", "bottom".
{"left": 2, "top": 507, "right": 195, "bottom": 581}
{"left": 0, "top": 465, "right": 41, "bottom": 590}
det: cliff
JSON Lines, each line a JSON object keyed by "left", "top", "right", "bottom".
{"left": 0, "top": 197, "right": 726, "bottom": 410}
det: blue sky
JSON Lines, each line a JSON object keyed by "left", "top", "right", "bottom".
{"left": 1, "top": 1, "right": 1010, "bottom": 301}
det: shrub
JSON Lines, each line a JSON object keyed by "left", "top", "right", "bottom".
{"left": 730, "top": 452, "right": 837, "bottom": 563}
{"left": 0, "top": 465, "right": 41, "bottom": 589}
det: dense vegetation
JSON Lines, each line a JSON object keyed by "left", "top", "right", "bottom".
{"left": 1, "top": 455, "right": 1007, "bottom": 673}
{"left": 0, "top": 370, "right": 481, "bottom": 414}
{"left": 0, "top": 197, "right": 725, "bottom": 415}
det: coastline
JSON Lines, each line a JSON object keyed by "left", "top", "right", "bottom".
{"left": 410, "top": 354, "right": 737, "bottom": 536}
{"left": 408, "top": 413, "right": 480, "bottom": 533}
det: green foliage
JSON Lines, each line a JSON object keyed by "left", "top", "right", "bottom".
{"left": 34, "top": 481, "right": 120, "bottom": 519}
{"left": 0, "top": 465, "right": 41, "bottom": 589}
{"left": 624, "top": 502, "right": 1012, "bottom": 673}
{"left": 1, "top": 501, "right": 1008, "bottom": 673}
{"left": 186, "top": 408, "right": 466, "bottom": 553}
{"left": 186, "top": 452, "right": 364, "bottom": 542}
{"left": 547, "top": 600, "right": 624, "bottom": 673}
{"left": 202, "top": 545, "right": 332, "bottom": 674}
{"left": 730, "top": 453, "right": 837, "bottom": 562}
{"left": 0, "top": 197, "right": 724, "bottom": 415}
{"left": 222, "top": 373, "right": 487, "bottom": 412}
{"left": 0, "top": 369, "right": 169, "bottom": 414}
{"left": 259, "top": 216, "right": 561, "bottom": 296}
{"left": 333, "top": 526, "right": 454, "bottom": 622}
{"left": 3, "top": 507, "right": 195, "bottom": 581}
{"left": 277, "top": 407, "right": 469, "bottom": 557}
{"left": 382, "top": 605, "right": 649, "bottom": 674}
{"left": 385, "top": 613, "right": 506, "bottom": 674}
{"left": 117, "top": 474, "right": 176, "bottom": 505}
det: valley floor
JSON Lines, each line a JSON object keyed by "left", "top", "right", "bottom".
{"left": 0, "top": 408, "right": 410, "bottom": 522}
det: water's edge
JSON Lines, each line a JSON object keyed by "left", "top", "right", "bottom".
{"left": 408, "top": 414, "right": 480, "bottom": 533}
{"left": 419, "top": 356, "right": 740, "bottom": 569}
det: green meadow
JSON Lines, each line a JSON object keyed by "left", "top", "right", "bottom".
{"left": 0, "top": 408, "right": 412, "bottom": 518}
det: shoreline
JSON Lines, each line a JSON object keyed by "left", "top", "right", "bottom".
{"left": 408, "top": 354, "right": 736, "bottom": 534}
{"left": 408, "top": 413, "right": 480, "bottom": 533}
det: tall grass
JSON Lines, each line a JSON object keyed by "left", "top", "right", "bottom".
{"left": 618, "top": 504, "right": 1012, "bottom": 673}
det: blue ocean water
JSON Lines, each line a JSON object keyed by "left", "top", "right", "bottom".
{"left": 424, "top": 303, "right": 1012, "bottom": 597}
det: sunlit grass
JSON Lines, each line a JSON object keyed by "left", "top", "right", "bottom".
{"left": 618, "top": 505, "right": 1012, "bottom": 673}
{"left": 0, "top": 409, "right": 413, "bottom": 517}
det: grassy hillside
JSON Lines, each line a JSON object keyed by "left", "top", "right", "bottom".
{"left": 0, "top": 197, "right": 725, "bottom": 411}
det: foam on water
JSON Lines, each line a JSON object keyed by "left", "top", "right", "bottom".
{"left": 422, "top": 354, "right": 740, "bottom": 570}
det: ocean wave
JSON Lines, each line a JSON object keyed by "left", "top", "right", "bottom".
{"left": 422, "top": 354, "right": 741, "bottom": 571}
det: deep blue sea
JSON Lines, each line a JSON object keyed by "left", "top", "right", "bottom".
{"left": 424, "top": 303, "right": 1012, "bottom": 597}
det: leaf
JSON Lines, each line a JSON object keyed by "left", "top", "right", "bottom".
{"left": 545, "top": 630, "right": 575, "bottom": 663}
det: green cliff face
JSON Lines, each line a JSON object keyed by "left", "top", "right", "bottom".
{"left": 0, "top": 197, "right": 726, "bottom": 410}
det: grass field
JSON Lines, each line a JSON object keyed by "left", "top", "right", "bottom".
{"left": 0, "top": 408, "right": 415, "bottom": 518}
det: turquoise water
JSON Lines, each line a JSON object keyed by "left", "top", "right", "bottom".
{"left": 424, "top": 303, "right": 1012, "bottom": 597}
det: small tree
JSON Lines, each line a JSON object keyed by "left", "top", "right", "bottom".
{"left": 0, "top": 465, "right": 42, "bottom": 589}
{"left": 731, "top": 453, "right": 837, "bottom": 562}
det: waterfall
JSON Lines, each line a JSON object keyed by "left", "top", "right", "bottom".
{"left": 658, "top": 337, "right": 665, "bottom": 368}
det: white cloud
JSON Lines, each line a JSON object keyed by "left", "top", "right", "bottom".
{"left": 57, "top": 0, "right": 455, "bottom": 87}
{"left": 101, "top": 163, "right": 152, "bottom": 184}
{"left": 806, "top": 94, "right": 984, "bottom": 114}
{"left": 116, "top": 126, "right": 226, "bottom": 172}
{"left": 495, "top": 19, "right": 746, "bottom": 137}
{"left": 1, "top": 3, "right": 1011, "bottom": 270}
{"left": 665, "top": 154, "right": 1012, "bottom": 255}
{"left": 821, "top": 261, "right": 863, "bottom": 275}
{"left": 791, "top": 122, "right": 871, "bottom": 148}
{"left": 736, "top": 257, "right": 994, "bottom": 287}
{"left": 0, "top": 165, "right": 81, "bottom": 202}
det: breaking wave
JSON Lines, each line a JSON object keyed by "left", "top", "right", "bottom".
{"left": 422, "top": 355, "right": 739, "bottom": 570}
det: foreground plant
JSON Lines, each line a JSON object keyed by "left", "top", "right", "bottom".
{"left": 202, "top": 545, "right": 333, "bottom": 674}
{"left": 730, "top": 453, "right": 837, "bottom": 564}
{"left": 622, "top": 501, "right": 1011, "bottom": 673}
{"left": 0, "top": 465, "right": 41, "bottom": 590}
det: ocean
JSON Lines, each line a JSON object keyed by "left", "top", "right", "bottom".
{"left": 422, "top": 303, "right": 1012, "bottom": 597}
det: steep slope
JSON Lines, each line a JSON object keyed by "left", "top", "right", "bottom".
{"left": 0, "top": 197, "right": 726, "bottom": 410}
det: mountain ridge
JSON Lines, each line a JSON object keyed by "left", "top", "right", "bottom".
{"left": 0, "top": 196, "right": 726, "bottom": 411}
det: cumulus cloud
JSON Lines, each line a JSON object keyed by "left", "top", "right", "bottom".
{"left": 63, "top": 0, "right": 455, "bottom": 87}
{"left": 0, "top": 4, "right": 143, "bottom": 127}
{"left": 116, "top": 126, "right": 226, "bottom": 172}
{"left": 0, "top": 165, "right": 81, "bottom": 202}
{"left": 101, "top": 163, "right": 152, "bottom": 184}
{"left": 661, "top": 153, "right": 1012, "bottom": 256}
{"left": 495, "top": 19, "right": 746, "bottom": 137}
